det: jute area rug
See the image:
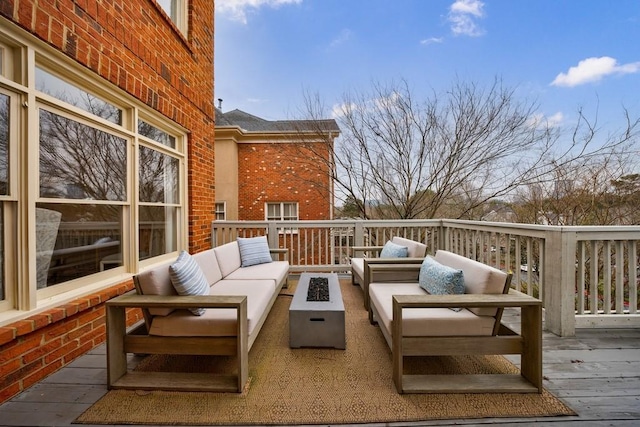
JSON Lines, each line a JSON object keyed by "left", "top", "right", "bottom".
{"left": 76, "top": 278, "right": 574, "bottom": 425}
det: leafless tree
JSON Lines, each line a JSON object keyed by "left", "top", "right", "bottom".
{"left": 296, "top": 77, "right": 640, "bottom": 221}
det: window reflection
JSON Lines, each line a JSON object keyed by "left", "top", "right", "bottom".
{"left": 139, "top": 146, "right": 179, "bottom": 203}
{"left": 139, "top": 119, "right": 176, "bottom": 148}
{"left": 0, "top": 93, "right": 8, "bottom": 195}
{"left": 36, "top": 203, "right": 122, "bottom": 287}
{"left": 0, "top": 207, "right": 4, "bottom": 300}
{"left": 157, "top": 0, "right": 178, "bottom": 25}
{"left": 139, "top": 205, "right": 177, "bottom": 259}
{"left": 35, "top": 67, "right": 122, "bottom": 124}
{"left": 39, "top": 109, "right": 127, "bottom": 201}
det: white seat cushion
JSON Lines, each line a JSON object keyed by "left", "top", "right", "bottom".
{"left": 224, "top": 261, "right": 288, "bottom": 286}
{"left": 149, "top": 279, "right": 276, "bottom": 337}
{"left": 351, "top": 258, "right": 365, "bottom": 285}
{"left": 369, "top": 282, "right": 496, "bottom": 337}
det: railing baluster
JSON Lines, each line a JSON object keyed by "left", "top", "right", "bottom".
{"left": 577, "top": 241, "right": 586, "bottom": 315}
{"left": 604, "top": 241, "right": 612, "bottom": 314}
{"left": 629, "top": 241, "right": 638, "bottom": 315}
{"left": 590, "top": 241, "right": 599, "bottom": 314}
{"left": 615, "top": 241, "right": 624, "bottom": 314}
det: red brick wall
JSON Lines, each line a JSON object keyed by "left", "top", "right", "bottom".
{"left": 0, "top": 0, "right": 215, "bottom": 404}
{"left": 238, "top": 141, "right": 331, "bottom": 220}
{"left": 0, "top": 282, "right": 140, "bottom": 403}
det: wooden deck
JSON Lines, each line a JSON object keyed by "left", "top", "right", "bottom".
{"left": 1, "top": 301, "right": 639, "bottom": 426}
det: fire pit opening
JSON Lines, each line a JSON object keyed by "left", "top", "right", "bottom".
{"left": 306, "top": 277, "right": 330, "bottom": 302}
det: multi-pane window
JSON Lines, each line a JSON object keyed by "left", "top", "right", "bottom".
{"left": 0, "top": 31, "right": 187, "bottom": 311}
{"left": 215, "top": 202, "right": 226, "bottom": 221}
{"left": 266, "top": 202, "right": 298, "bottom": 221}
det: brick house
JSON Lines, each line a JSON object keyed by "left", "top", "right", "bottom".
{"left": 214, "top": 108, "right": 340, "bottom": 223}
{"left": 0, "top": 0, "right": 215, "bottom": 403}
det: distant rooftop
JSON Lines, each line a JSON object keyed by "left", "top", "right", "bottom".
{"left": 215, "top": 108, "right": 340, "bottom": 134}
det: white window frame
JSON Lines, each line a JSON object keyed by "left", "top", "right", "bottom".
{"left": 0, "top": 27, "right": 189, "bottom": 318}
{"left": 265, "top": 202, "right": 299, "bottom": 234}
{"left": 265, "top": 202, "right": 299, "bottom": 221}
{"left": 215, "top": 202, "right": 226, "bottom": 221}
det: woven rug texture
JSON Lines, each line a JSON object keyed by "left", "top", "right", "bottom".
{"left": 75, "top": 278, "right": 574, "bottom": 425}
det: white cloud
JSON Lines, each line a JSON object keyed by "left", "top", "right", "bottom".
{"left": 448, "top": 0, "right": 485, "bottom": 37}
{"left": 216, "top": 0, "right": 302, "bottom": 24}
{"left": 420, "top": 37, "right": 444, "bottom": 46}
{"left": 329, "top": 29, "right": 353, "bottom": 48}
{"left": 528, "top": 111, "right": 564, "bottom": 128}
{"left": 551, "top": 56, "right": 640, "bottom": 87}
{"left": 330, "top": 102, "right": 349, "bottom": 119}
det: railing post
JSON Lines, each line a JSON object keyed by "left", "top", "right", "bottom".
{"left": 544, "top": 228, "right": 576, "bottom": 336}
{"left": 354, "top": 221, "right": 365, "bottom": 247}
{"left": 267, "top": 222, "right": 279, "bottom": 248}
{"left": 438, "top": 220, "right": 448, "bottom": 251}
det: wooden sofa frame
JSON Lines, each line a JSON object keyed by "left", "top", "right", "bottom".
{"left": 367, "top": 262, "right": 543, "bottom": 394}
{"left": 106, "top": 293, "right": 250, "bottom": 392}
{"left": 106, "top": 247, "right": 288, "bottom": 393}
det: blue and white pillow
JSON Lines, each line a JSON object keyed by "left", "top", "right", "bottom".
{"left": 237, "top": 236, "right": 273, "bottom": 267}
{"left": 169, "top": 250, "right": 210, "bottom": 315}
{"left": 380, "top": 240, "right": 409, "bottom": 258}
{"left": 419, "top": 256, "right": 465, "bottom": 311}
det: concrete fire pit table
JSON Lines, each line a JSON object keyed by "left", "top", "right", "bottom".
{"left": 289, "top": 272, "right": 345, "bottom": 349}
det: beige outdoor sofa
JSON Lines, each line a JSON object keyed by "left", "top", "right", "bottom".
{"left": 367, "top": 249, "right": 542, "bottom": 394}
{"left": 351, "top": 236, "right": 427, "bottom": 309}
{"left": 106, "top": 239, "right": 289, "bottom": 393}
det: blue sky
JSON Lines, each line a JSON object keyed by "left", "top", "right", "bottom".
{"left": 215, "top": 0, "right": 640, "bottom": 133}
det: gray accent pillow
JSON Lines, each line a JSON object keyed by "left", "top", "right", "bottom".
{"left": 237, "top": 236, "right": 273, "bottom": 267}
{"left": 380, "top": 240, "right": 409, "bottom": 258}
{"left": 169, "top": 250, "right": 210, "bottom": 315}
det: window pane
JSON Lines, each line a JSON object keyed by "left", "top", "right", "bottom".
{"left": 283, "top": 203, "right": 297, "bottom": 219}
{"left": 0, "top": 93, "right": 8, "bottom": 195}
{"left": 157, "top": 0, "right": 177, "bottom": 22}
{"left": 139, "top": 146, "right": 179, "bottom": 203}
{"left": 267, "top": 203, "right": 280, "bottom": 219}
{"left": 37, "top": 203, "right": 122, "bottom": 287}
{"left": 139, "top": 119, "right": 176, "bottom": 149}
{"left": 35, "top": 67, "right": 122, "bottom": 125}
{"left": 0, "top": 206, "right": 3, "bottom": 301}
{"left": 139, "top": 205, "right": 177, "bottom": 258}
{"left": 215, "top": 202, "right": 225, "bottom": 220}
{"left": 39, "top": 110, "right": 127, "bottom": 201}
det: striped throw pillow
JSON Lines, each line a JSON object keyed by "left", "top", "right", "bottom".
{"left": 169, "top": 250, "right": 210, "bottom": 315}
{"left": 237, "top": 236, "right": 273, "bottom": 267}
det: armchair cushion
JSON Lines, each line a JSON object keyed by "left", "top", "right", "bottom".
{"left": 434, "top": 250, "right": 508, "bottom": 316}
{"left": 391, "top": 236, "right": 427, "bottom": 258}
{"left": 380, "top": 240, "right": 409, "bottom": 258}
{"left": 148, "top": 279, "right": 275, "bottom": 337}
{"left": 169, "top": 251, "right": 211, "bottom": 315}
{"left": 368, "top": 283, "right": 496, "bottom": 337}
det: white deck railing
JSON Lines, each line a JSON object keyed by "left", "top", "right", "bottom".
{"left": 212, "top": 219, "right": 640, "bottom": 336}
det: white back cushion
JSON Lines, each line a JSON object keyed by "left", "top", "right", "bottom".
{"left": 136, "top": 263, "right": 176, "bottom": 316}
{"left": 434, "top": 250, "right": 508, "bottom": 316}
{"left": 392, "top": 236, "right": 427, "bottom": 258}
{"left": 213, "top": 241, "right": 242, "bottom": 278}
{"left": 192, "top": 249, "right": 223, "bottom": 284}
